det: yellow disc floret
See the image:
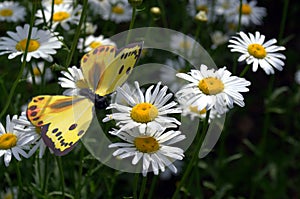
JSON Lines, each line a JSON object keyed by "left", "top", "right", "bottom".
{"left": 134, "top": 136, "right": 160, "bottom": 153}
{"left": 189, "top": 106, "right": 207, "bottom": 115}
{"left": 16, "top": 39, "right": 40, "bottom": 52}
{"left": 112, "top": 5, "right": 124, "bottom": 15}
{"left": 53, "top": 11, "right": 70, "bottom": 22}
{"left": 0, "top": 9, "right": 13, "bottom": 17}
{"left": 198, "top": 77, "right": 224, "bottom": 95}
{"left": 0, "top": 133, "right": 17, "bottom": 150}
{"left": 130, "top": 103, "right": 158, "bottom": 123}
{"left": 247, "top": 43, "right": 267, "bottom": 59}
{"left": 241, "top": 4, "right": 252, "bottom": 15}
{"left": 89, "top": 41, "right": 102, "bottom": 49}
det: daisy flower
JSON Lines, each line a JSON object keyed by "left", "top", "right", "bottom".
{"left": 103, "top": 81, "right": 182, "bottom": 134}
{"left": 214, "top": 0, "right": 237, "bottom": 16}
{"left": 176, "top": 64, "right": 251, "bottom": 114}
{"left": 295, "top": 70, "right": 300, "bottom": 85}
{"left": 0, "top": 115, "right": 34, "bottom": 167}
{"left": 25, "top": 62, "right": 53, "bottom": 84}
{"left": 228, "top": 31, "right": 286, "bottom": 75}
{"left": 88, "top": 0, "right": 111, "bottom": 20}
{"left": 35, "top": 4, "right": 82, "bottom": 31}
{"left": 0, "top": 1, "right": 26, "bottom": 22}
{"left": 210, "top": 31, "right": 229, "bottom": 49}
{"left": 13, "top": 112, "right": 47, "bottom": 158}
{"left": 58, "top": 66, "right": 88, "bottom": 96}
{"left": 42, "top": 0, "right": 73, "bottom": 7}
{"left": 110, "top": 0, "right": 132, "bottom": 23}
{"left": 0, "top": 187, "right": 18, "bottom": 199}
{"left": 0, "top": 24, "right": 62, "bottom": 62}
{"left": 226, "top": 0, "right": 266, "bottom": 26}
{"left": 177, "top": 95, "right": 226, "bottom": 121}
{"left": 77, "top": 35, "right": 116, "bottom": 53}
{"left": 170, "top": 33, "right": 195, "bottom": 58}
{"left": 109, "top": 126, "right": 186, "bottom": 176}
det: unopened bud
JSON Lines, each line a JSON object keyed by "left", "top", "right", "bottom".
{"left": 195, "top": 11, "right": 207, "bottom": 22}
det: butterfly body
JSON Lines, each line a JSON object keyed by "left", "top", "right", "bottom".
{"left": 27, "top": 42, "right": 143, "bottom": 156}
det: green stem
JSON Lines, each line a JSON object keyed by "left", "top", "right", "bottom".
{"left": 56, "top": 156, "right": 65, "bottom": 199}
{"left": 171, "top": 111, "right": 210, "bottom": 199}
{"left": 147, "top": 175, "right": 158, "bottom": 199}
{"left": 0, "top": 0, "right": 37, "bottom": 119}
{"left": 75, "top": 148, "right": 84, "bottom": 199}
{"left": 239, "top": 65, "right": 251, "bottom": 77}
{"left": 16, "top": 162, "right": 23, "bottom": 199}
{"left": 233, "top": 0, "right": 243, "bottom": 74}
{"left": 126, "top": 7, "right": 137, "bottom": 44}
{"left": 278, "top": 0, "right": 289, "bottom": 44}
{"left": 42, "top": 151, "right": 49, "bottom": 195}
{"left": 157, "top": 0, "right": 168, "bottom": 28}
{"left": 65, "top": 0, "right": 88, "bottom": 67}
{"left": 139, "top": 176, "right": 147, "bottom": 199}
{"left": 133, "top": 172, "right": 140, "bottom": 199}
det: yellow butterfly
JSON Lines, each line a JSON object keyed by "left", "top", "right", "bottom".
{"left": 27, "top": 42, "right": 143, "bottom": 156}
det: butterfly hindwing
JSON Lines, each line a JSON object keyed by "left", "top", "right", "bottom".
{"left": 27, "top": 95, "right": 94, "bottom": 156}
{"left": 80, "top": 42, "right": 143, "bottom": 96}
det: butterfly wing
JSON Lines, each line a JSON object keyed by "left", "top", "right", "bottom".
{"left": 27, "top": 95, "right": 94, "bottom": 156}
{"left": 80, "top": 42, "right": 143, "bottom": 96}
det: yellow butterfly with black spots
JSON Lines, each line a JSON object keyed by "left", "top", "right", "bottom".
{"left": 27, "top": 42, "right": 143, "bottom": 156}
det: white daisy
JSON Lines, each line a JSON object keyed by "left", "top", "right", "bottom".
{"left": 58, "top": 66, "right": 88, "bottom": 96}
{"left": 35, "top": 4, "right": 82, "bottom": 31}
{"left": 82, "top": 22, "right": 98, "bottom": 35}
{"left": 0, "top": 187, "right": 18, "bottom": 199}
{"left": 214, "top": 0, "right": 237, "bottom": 16}
{"left": 0, "top": 24, "right": 62, "bottom": 62}
{"left": 42, "top": 0, "right": 73, "bottom": 7}
{"left": 13, "top": 112, "right": 47, "bottom": 159}
{"left": 109, "top": 0, "right": 132, "bottom": 23}
{"left": 226, "top": 0, "right": 266, "bottom": 26}
{"left": 176, "top": 64, "right": 251, "bottom": 114}
{"left": 108, "top": 126, "right": 186, "bottom": 176}
{"left": 295, "top": 70, "right": 300, "bottom": 85}
{"left": 77, "top": 35, "right": 116, "bottom": 53}
{"left": 177, "top": 95, "right": 226, "bottom": 121}
{"left": 24, "top": 62, "right": 53, "bottom": 84}
{"left": 210, "top": 30, "right": 229, "bottom": 49}
{"left": 228, "top": 31, "right": 286, "bottom": 75}
{"left": 103, "top": 81, "right": 182, "bottom": 134}
{"left": 0, "top": 1, "right": 26, "bottom": 22}
{"left": 170, "top": 33, "right": 195, "bottom": 58}
{"left": 0, "top": 115, "right": 34, "bottom": 167}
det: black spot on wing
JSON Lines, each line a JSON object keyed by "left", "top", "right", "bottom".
{"left": 126, "top": 67, "right": 131, "bottom": 75}
{"left": 119, "top": 65, "right": 124, "bottom": 74}
{"left": 69, "top": 124, "right": 77, "bottom": 130}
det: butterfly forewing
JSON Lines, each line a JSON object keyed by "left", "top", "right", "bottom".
{"left": 80, "top": 45, "right": 116, "bottom": 93}
{"left": 96, "top": 42, "right": 143, "bottom": 96}
{"left": 27, "top": 95, "right": 94, "bottom": 156}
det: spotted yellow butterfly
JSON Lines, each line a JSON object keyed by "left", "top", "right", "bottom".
{"left": 27, "top": 42, "right": 143, "bottom": 156}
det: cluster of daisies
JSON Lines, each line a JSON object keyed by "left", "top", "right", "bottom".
{"left": 0, "top": 0, "right": 292, "bottom": 177}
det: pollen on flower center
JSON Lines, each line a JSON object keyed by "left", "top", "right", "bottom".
{"left": 16, "top": 39, "right": 40, "bottom": 52}
{"left": 134, "top": 136, "right": 160, "bottom": 153}
{"left": 112, "top": 5, "right": 124, "bottom": 14}
{"left": 198, "top": 77, "right": 224, "bottom": 95}
{"left": 53, "top": 11, "right": 70, "bottom": 22}
{"left": 90, "top": 41, "right": 101, "bottom": 49}
{"left": 0, "top": 9, "right": 13, "bottom": 17}
{"left": 0, "top": 133, "right": 17, "bottom": 150}
{"left": 130, "top": 103, "right": 159, "bottom": 123}
{"left": 247, "top": 43, "right": 267, "bottom": 59}
{"left": 241, "top": 4, "right": 252, "bottom": 15}
{"left": 189, "top": 106, "right": 206, "bottom": 115}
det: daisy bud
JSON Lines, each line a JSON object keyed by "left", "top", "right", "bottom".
{"left": 150, "top": 7, "right": 161, "bottom": 18}
{"left": 195, "top": 11, "right": 207, "bottom": 22}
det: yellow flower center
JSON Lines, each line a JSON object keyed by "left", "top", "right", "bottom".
{"left": 134, "top": 136, "right": 160, "bottom": 153}
{"left": 33, "top": 67, "right": 41, "bottom": 76}
{"left": 189, "top": 106, "right": 206, "bottom": 115}
{"left": 0, "top": 9, "right": 13, "bottom": 17}
{"left": 179, "top": 41, "right": 191, "bottom": 49}
{"left": 3, "top": 192, "right": 13, "bottom": 199}
{"left": 15, "top": 39, "right": 40, "bottom": 52}
{"left": 241, "top": 4, "right": 252, "bottom": 15}
{"left": 130, "top": 103, "right": 158, "bottom": 123}
{"left": 89, "top": 41, "right": 102, "bottom": 49}
{"left": 0, "top": 133, "right": 17, "bottom": 150}
{"left": 196, "top": 5, "right": 208, "bottom": 13}
{"left": 247, "top": 43, "right": 267, "bottom": 59}
{"left": 54, "top": 0, "right": 64, "bottom": 4}
{"left": 53, "top": 11, "right": 70, "bottom": 22}
{"left": 112, "top": 5, "right": 124, "bottom": 15}
{"left": 198, "top": 77, "right": 224, "bottom": 95}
